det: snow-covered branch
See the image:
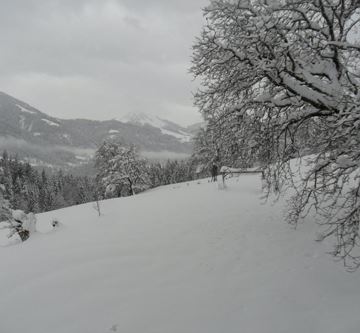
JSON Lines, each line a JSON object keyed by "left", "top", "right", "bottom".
{"left": 192, "top": 0, "right": 360, "bottom": 269}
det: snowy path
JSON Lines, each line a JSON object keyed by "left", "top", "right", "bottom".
{"left": 0, "top": 176, "right": 359, "bottom": 333}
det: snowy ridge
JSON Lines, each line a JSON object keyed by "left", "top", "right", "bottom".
{"left": 16, "top": 104, "right": 37, "bottom": 114}
{"left": 108, "top": 129, "right": 119, "bottom": 134}
{"left": 121, "top": 112, "right": 192, "bottom": 143}
{"left": 41, "top": 118, "right": 60, "bottom": 127}
{"left": 0, "top": 176, "right": 358, "bottom": 333}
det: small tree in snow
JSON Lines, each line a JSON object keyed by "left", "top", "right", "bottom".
{"left": 192, "top": 0, "right": 360, "bottom": 269}
{"left": 95, "top": 140, "right": 149, "bottom": 197}
{"left": 0, "top": 182, "right": 36, "bottom": 242}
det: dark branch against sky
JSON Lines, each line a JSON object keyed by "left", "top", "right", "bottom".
{"left": 0, "top": 0, "right": 208, "bottom": 125}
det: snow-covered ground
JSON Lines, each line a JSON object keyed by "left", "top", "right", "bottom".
{"left": 0, "top": 175, "right": 359, "bottom": 333}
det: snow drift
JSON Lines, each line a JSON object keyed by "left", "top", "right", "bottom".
{"left": 0, "top": 175, "right": 359, "bottom": 333}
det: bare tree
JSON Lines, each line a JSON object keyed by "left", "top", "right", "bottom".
{"left": 92, "top": 191, "right": 102, "bottom": 217}
{"left": 191, "top": 0, "right": 360, "bottom": 269}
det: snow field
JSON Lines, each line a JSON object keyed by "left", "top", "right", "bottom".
{"left": 0, "top": 176, "right": 359, "bottom": 333}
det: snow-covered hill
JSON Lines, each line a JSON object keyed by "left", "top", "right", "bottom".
{"left": 0, "top": 175, "right": 359, "bottom": 333}
{"left": 121, "top": 112, "right": 192, "bottom": 143}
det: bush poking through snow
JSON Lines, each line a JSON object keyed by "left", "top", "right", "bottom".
{"left": 1, "top": 169, "right": 35, "bottom": 242}
{"left": 52, "top": 219, "right": 60, "bottom": 228}
{"left": 0, "top": 209, "right": 37, "bottom": 242}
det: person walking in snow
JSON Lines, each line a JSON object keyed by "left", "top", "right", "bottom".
{"left": 211, "top": 162, "right": 218, "bottom": 182}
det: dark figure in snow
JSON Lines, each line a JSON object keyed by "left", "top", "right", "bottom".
{"left": 14, "top": 219, "right": 29, "bottom": 241}
{"left": 211, "top": 163, "right": 218, "bottom": 182}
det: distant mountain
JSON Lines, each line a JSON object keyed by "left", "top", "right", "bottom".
{"left": 120, "top": 112, "right": 192, "bottom": 143}
{"left": 0, "top": 92, "right": 196, "bottom": 169}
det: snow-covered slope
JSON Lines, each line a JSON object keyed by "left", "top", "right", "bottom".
{"left": 0, "top": 176, "right": 359, "bottom": 333}
{"left": 121, "top": 112, "right": 192, "bottom": 143}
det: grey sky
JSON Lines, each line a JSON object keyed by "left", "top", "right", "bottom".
{"left": 0, "top": 0, "right": 208, "bottom": 126}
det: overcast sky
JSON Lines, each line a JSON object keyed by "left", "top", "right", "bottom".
{"left": 0, "top": 0, "right": 208, "bottom": 126}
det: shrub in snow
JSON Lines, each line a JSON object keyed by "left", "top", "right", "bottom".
{"left": 92, "top": 199, "right": 102, "bottom": 217}
{"left": 0, "top": 209, "right": 37, "bottom": 242}
{"left": 1, "top": 183, "right": 36, "bottom": 242}
{"left": 52, "top": 218, "right": 60, "bottom": 228}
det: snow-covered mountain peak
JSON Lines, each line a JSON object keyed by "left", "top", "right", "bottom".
{"left": 0, "top": 93, "right": 193, "bottom": 168}
{"left": 121, "top": 112, "right": 192, "bottom": 143}
{"left": 121, "top": 112, "right": 166, "bottom": 128}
